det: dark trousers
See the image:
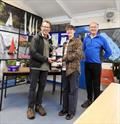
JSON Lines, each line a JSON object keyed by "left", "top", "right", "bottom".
{"left": 85, "top": 62, "right": 101, "bottom": 101}
{"left": 62, "top": 71, "right": 79, "bottom": 114}
{"left": 28, "top": 69, "right": 48, "bottom": 108}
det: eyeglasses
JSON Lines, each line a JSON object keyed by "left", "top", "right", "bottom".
{"left": 41, "top": 26, "right": 50, "bottom": 29}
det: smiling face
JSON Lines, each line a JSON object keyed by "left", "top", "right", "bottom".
{"left": 66, "top": 28, "right": 75, "bottom": 39}
{"left": 89, "top": 22, "right": 99, "bottom": 36}
{"left": 41, "top": 21, "right": 51, "bottom": 37}
{"left": 66, "top": 25, "right": 75, "bottom": 40}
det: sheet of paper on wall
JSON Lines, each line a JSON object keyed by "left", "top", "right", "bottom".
{"left": 56, "top": 47, "right": 63, "bottom": 56}
{"left": 61, "top": 36, "right": 67, "bottom": 46}
{"left": 0, "top": 31, "right": 18, "bottom": 48}
{"left": 51, "top": 33, "right": 59, "bottom": 47}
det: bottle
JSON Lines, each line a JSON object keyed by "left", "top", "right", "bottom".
{"left": 16, "top": 61, "right": 20, "bottom": 66}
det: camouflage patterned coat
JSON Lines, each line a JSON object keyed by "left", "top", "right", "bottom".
{"left": 63, "top": 38, "right": 83, "bottom": 76}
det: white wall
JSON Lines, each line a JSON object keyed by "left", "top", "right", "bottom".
{"left": 46, "top": 10, "right": 120, "bottom": 29}
{"left": 71, "top": 12, "right": 120, "bottom": 29}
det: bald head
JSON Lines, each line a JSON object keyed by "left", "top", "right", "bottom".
{"left": 89, "top": 22, "right": 99, "bottom": 27}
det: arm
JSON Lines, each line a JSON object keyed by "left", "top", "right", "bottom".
{"left": 102, "top": 37, "right": 112, "bottom": 59}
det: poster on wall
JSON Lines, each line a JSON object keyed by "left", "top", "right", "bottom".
{"left": 100, "top": 28, "right": 120, "bottom": 62}
{"left": 18, "top": 34, "right": 30, "bottom": 59}
{"left": 51, "top": 33, "right": 59, "bottom": 47}
{"left": 0, "top": 31, "right": 18, "bottom": 60}
{"left": 0, "top": 1, "right": 22, "bottom": 33}
{"left": 0, "top": 1, "right": 42, "bottom": 60}
{"left": 20, "top": 11, "right": 42, "bottom": 35}
{"left": 60, "top": 32, "right": 68, "bottom": 46}
{"left": 0, "top": 1, "right": 42, "bottom": 35}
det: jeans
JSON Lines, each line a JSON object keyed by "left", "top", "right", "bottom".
{"left": 62, "top": 71, "right": 79, "bottom": 114}
{"left": 28, "top": 69, "right": 48, "bottom": 108}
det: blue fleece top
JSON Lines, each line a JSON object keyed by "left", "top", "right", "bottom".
{"left": 83, "top": 33, "right": 112, "bottom": 63}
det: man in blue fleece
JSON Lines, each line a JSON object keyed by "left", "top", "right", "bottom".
{"left": 81, "top": 22, "right": 112, "bottom": 108}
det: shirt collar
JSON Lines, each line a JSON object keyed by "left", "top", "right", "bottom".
{"left": 39, "top": 32, "right": 51, "bottom": 40}
{"left": 88, "top": 33, "right": 100, "bottom": 38}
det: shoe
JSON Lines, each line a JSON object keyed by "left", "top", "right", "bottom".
{"left": 58, "top": 109, "right": 68, "bottom": 116}
{"left": 81, "top": 100, "right": 92, "bottom": 108}
{"left": 27, "top": 107, "right": 35, "bottom": 119}
{"left": 35, "top": 105, "right": 47, "bottom": 116}
{"left": 65, "top": 113, "right": 74, "bottom": 120}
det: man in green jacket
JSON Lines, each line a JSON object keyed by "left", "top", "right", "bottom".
{"left": 27, "top": 20, "right": 54, "bottom": 119}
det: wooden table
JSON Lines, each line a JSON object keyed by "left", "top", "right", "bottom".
{"left": 0, "top": 67, "right": 62, "bottom": 111}
{"left": 74, "top": 83, "right": 120, "bottom": 124}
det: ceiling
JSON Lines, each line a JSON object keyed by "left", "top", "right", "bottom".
{"left": 20, "top": 0, "right": 117, "bottom": 18}
{"left": 2, "top": 0, "right": 120, "bottom": 24}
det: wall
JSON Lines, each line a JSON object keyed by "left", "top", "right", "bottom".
{"left": 71, "top": 12, "right": 120, "bottom": 29}
{"left": 2, "top": 0, "right": 120, "bottom": 29}
{"left": 2, "top": 0, "right": 37, "bottom": 16}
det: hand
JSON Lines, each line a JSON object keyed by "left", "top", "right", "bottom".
{"left": 57, "top": 58, "right": 62, "bottom": 62}
{"left": 48, "top": 57, "right": 54, "bottom": 63}
{"left": 51, "top": 57, "right": 56, "bottom": 61}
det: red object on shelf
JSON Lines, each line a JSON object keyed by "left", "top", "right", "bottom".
{"left": 101, "top": 69, "right": 114, "bottom": 85}
{"left": 8, "top": 38, "right": 15, "bottom": 54}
